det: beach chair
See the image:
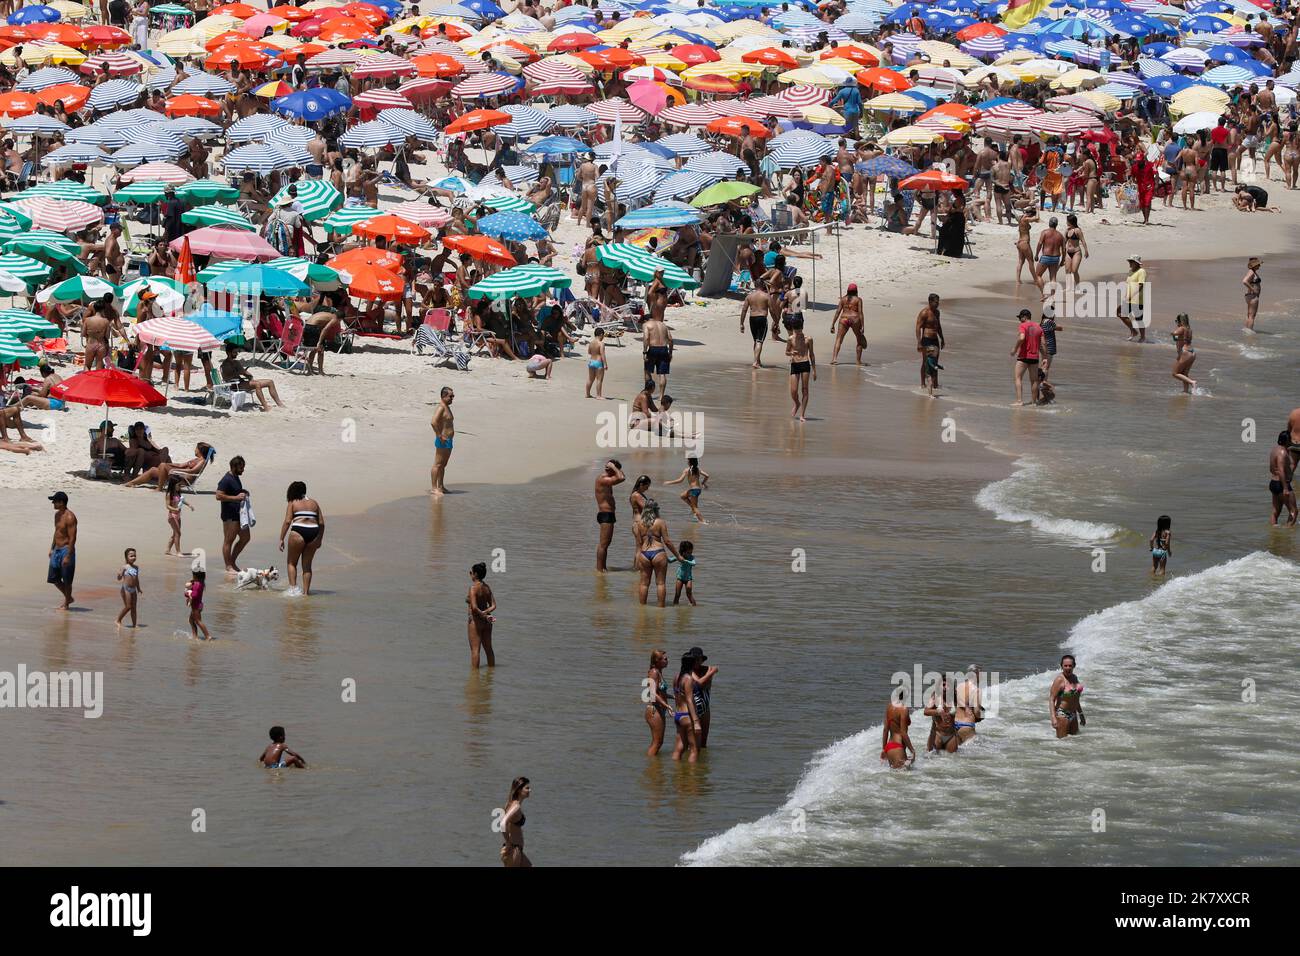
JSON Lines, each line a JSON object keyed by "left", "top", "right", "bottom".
{"left": 566, "top": 297, "right": 625, "bottom": 345}
{"left": 174, "top": 445, "right": 217, "bottom": 493}
{"left": 276, "top": 317, "right": 311, "bottom": 373}
{"left": 419, "top": 327, "right": 470, "bottom": 370}
{"left": 413, "top": 308, "right": 452, "bottom": 354}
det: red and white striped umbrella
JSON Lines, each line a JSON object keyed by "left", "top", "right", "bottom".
{"left": 777, "top": 85, "right": 832, "bottom": 109}
{"left": 983, "top": 102, "right": 1044, "bottom": 119}
{"left": 133, "top": 316, "right": 222, "bottom": 353}
{"left": 11, "top": 197, "right": 103, "bottom": 231}
{"left": 352, "top": 52, "right": 417, "bottom": 79}
{"left": 398, "top": 77, "right": 453, "bottom": 102}
{"left": 706, "top": 99, "right": 766, "bottom": 121}
{"left": 79, "top": 51, "right": 144, "bottom": 76}
{"left": 1030, "top": 110, "right": 1103, "bottom": 135}
{"left": 451, "top": 72, "right": 519, "bottom": 99}
{"left": 387, "top": 201, "right": 451, "bottom": 227}
{"left": 355, "top": 88, "right": 414, "bottom": 111}
{"left": 119, "top": 161, "right": 194, "bottom": 185}
{"left": 746, "top": 95, "right": 804, "bottom": 119}
{"left": 589, "top": 97, "right": 645, "bottom": 124}
{"left": 306, "top": 48, "right": 366, "bottom": 71}
{"left": 1044, "top": 94, "right": 1106, "bottom": 116}
{"left": 523, "top": 59, "right": 592, "bottom": 96}
{"left": 976, "top": 115, "right": 1037, "bottom": 138}
{"left": 658, "top": 103, "right": 716, "bottom": 127}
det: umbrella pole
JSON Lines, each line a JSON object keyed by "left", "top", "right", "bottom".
{"left": 810, "top": 225, "right": 816, "bottom": 312}
{"left": 836, "top": 225, "right": 841, "bottom": 300}
{"left": 101, "top": 401, "right": 108, "bottom": 459}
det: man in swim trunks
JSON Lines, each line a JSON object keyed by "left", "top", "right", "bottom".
{"left": 1270, "top": 430, "right": 1297, "bottom": 526}
{"left": 48, "top": 491, "right": 77, "bottom": 610}
{"left": 739, "top": 283, "right": 771, "bottom": 368}
{"left": 594, "top": 458, "right": 625, "bottom": 572}
{"left": 431, "top": 386, "right": 454, "bottom": 497}
{"left": 1033, "top": 216, "right": 1065, "bottom": 291}
{"left": 641, "top": 311, "right": 673, "bottom": 403}
{"left": 259, "top": 725, "right": 307, "bottom": 769}
{"left": 915, "top": 293, "right": 945, "bottom": 398}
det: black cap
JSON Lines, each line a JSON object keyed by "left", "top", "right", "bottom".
{"left": 687, "top": 646, "right": 707, "bottom": 662}
{"left": 48, "top": 491, "right": 68, "bottom": 503}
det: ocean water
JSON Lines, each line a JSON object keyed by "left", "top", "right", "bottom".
{"left": 1, "top": 257, "right": 1296, "bottom": 866}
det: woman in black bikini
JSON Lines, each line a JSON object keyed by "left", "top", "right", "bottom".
{"left": 1242, "top": 256, "right": 1262, "bottom": 331}
{"left": 1063, "top": 213, "right": 1088, "bottom": 285}
{"left": 1171, "top": 313, "right": 1197, "bottom": 394}
{"left": 629, "top": 474, "right": 651, "bottom": 563}
{"left": 279, "top": 480, "right": 324, "bottom": 595}
{"left": 466, "top": 561, "right": 496, "bottom": 668}
{"left": 500, "top": 776, "right": 531, "bottom": 867}
{"left": 786, "top": 315, "right": 816, "bottom": 422}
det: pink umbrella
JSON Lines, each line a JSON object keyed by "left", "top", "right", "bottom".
{"left": 388, "top": 201, "right": 451, "bottom": 227}
{"left": 79, "top": 52, "right": 143, "bottom": 76}
{"left": 352, "top": 52, "right": 417, "bottom": 79}
{"left": 523, "top": 59, "right": 592, "bottom": 96}
{"left": 241, "top": 13, "right": 287, "bottom": 36}
{"left": 397, "top": 77, "right": 453, "bottom": 102}
{"left": 170, "top": 227, "right": 280, "bottom": 260}
{"left": 1030, "top": 110, "right": 1103, "bottom": 135}
{"left": 984, "top": 102, "right": 1045, "bottom": 119}
{"left": 133, "top": 316, "right": 222, "bottom": 352}
{"left": 306, "top": 48, "right": 366, "bottom": 70}
{"left": 627, "top": 80, "right": 668, "bottom": 116}
{"left": 120, "top": 162, "right": 194, "bottom": 185}
{"left": 11, "top": 197, "right": 103, "bottom": 231}
{"left": 589, "top": 96, "right": 646, "bottom": 124}
{"left": 658, "top": 103, "right": 716, "bottom": 127}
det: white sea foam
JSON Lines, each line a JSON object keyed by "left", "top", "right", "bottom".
{"left": 973, "top": 461, "right": 1124, "bottom": 545}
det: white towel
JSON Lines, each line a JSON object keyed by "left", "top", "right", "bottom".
{"left": 240, "top": 495, "right": 256, "bottom": 530}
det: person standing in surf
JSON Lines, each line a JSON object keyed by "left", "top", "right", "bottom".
{"left": 1048, "top": 654, "right": 1086, "bottom": 739}
{"left": 672, "top": 650, "right": 706, "bottom": 763}
{"left": 594, "top": 458, "right": 625, "bottom": 572}
{"left": 466, "top": 562, "right": 496, "bottom": 668}
{"left": 665, "top": 456, "right": 709, "bottom": 523}
{"left": 430, "top": 386, "right": 455, "bottom": 496}
{"left": 882, "top": 694, "right": 915, "bottom": 768}
{"left": 830, "top": 282, "right": 867, "bottom": 366}
{"left": 499, "top": 777, "right": 531, "bottom": 868}
{"left": 1171, "top": 313, "right": 1197, "bottom": 394}
{"left": 954, "top": 667, "right": 983, "bottom": 744}
{"left": 1268, "top": 431, "right": 1297, "bottom": 526}
{"left": 1149, "top": 515, "right": 1172, "bottom": 575}
{"left": 1242, "top": 257, "right": 1262, "bottom": 332}
{"left": 924, "top": 674, "right": 959, "bottom": 754}
{"left": 916, "top": 293, "right": 944, "bottom": 397}
{"left": 644, "top": 649, "right": 671, "bottom": 757}
{"left": 785, "top": 316, "right": 816, "bottom": 422}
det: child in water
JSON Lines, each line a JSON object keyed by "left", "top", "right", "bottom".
{"left": 164, "top": 476, "right": 193, "bottom": 556}
{"left": 185, "top": 568, "right": 211, "bottom": 640}
{"left": 665, "top": 456, "right": 709, "bottom": 522}
{"left": 670, "top": 540, "right": 697, "bottom": 606}
{"left": 115, "top": 547, "right": 141, "bottom": 628}
{"left": 585, "top": 327, "right": 607, "bottom": 399}
{"left": 259, "top": 725, "right": 307, "bottom": 769}
{"left": 1149, "top": 515, "right": 1172, "bottom": 575}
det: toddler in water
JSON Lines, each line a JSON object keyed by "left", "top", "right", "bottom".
{"left": 185, "top": 568, "right": 211, "bottom": 640}
{"left": 164, "top": 476, "right": 193, "bottom": 556}
{"left": 115, "top": 547, "right": 141, "bottom": 628}
{"left": 1149, "top": 515, "right": 1172, "bottom": 575}
{"left": 670, "top": 540, "right": 697, "bottom": 606}
{"left": 259, "top": 725, "right": 306, "bottom": 769}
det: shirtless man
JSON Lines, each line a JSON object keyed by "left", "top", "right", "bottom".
{"left": 1033, "top": 217, "right": 1065, "bottom": 291}
{"left": 101, "top": 222, "right": 125, "bottom": 284}
{"left": 646, "top": 270, "right": 668, "bottom": 325}
{"left": 1178, "top": 138, "right": 1199, "bottom": 209}
{"left": 594, "top": 458, "right": 625, "bottom": 572}
{"left": 430, "top": 385, "right": 454, "bottom": 496}
{"left": 992, "top": 149, "right": 1013, "bottom": 224}
{"left": 915, "top": 292, "right": 945, "bottom": 397}
{"left": 762, "top": 256, "right": 788, "bottom": 342}
{"left": 739, "top": 283, "right": 771, "bottom": 367}
{"left": 973, "top": 137, "right": 998, "bottom": 203}
{"left": 81, "top": 296, "right": 124, "bottom": 371}
{"left": 17, "top": 363, "right": 62, "bottom": 410}
{"left": 954, "top": 666, "right": 983, "bottom": 744}
{"left": 641, "top": 311, "right": 673, "bottom": 403}
{"left": 576, "top": 157, "right": 598, "bottom": 222}
{"left": 48, "top": 490, "right": 77, "bottom": 609}
{"left": 1269, "top": 430, "right": 1297, "bottom": 526}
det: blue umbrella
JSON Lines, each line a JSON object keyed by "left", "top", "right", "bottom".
{"left": 227, "top": 114, "right": 289, "bottom": 143}
{"left": 476, "top": 211, "right": 550, "bottom": 242}
{"left": 1180, "top": 14, "right": 1231, "bottom": 32}
{"left": 653, "top": 170, "right": 721, "bottom": 203}
{"left": 8, "top": 4, "right": 60, "bottom": 25}
{"left": 1107, "top": 14, "right": 1166, "bottom": 38}
{"left": 462, "top": 0, "right": 506, "bottom": 15}
{"left": 186, "top": 304, "right": 242, "bottom": 340}
{"left": 1146, "top": 74, "right": 1199, "bottom": 96}
{"left": 683, "top": 151, "right": 748, "bottom": 177}
{"left": 1142, "top": 42, "right": 1176, "bottom": 57}
{"left": 546, "top": 105, "right": 597, "bottom": 128}
{"left": 367, "top": 0, "right": 404, "bottom": 13}
{"left": 207, "top": 264, "right": 309, "bottom": 297}
{"left": 1005, "top": 34, "right": 1041, "bottom": 52}
{"left": 860, "top": 155, "right": 920, "bottom": 178}
{"left": 615, "top": 203, "right": 702, "bottom": 228}
{"left": 272, "top": 90, "right": 350, "bottom": 122}
{"left": 524, "top": 135, "right": 593, "bottom": 156}
{"left": 655, "top": 133, "right": 713, "bottom": 157}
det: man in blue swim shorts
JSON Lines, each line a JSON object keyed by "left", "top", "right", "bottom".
{"left": 48, "top": 491, "right": 77, "bottom": 609}
{"left": 431, "top": 386, "right": 455, "bottom": 496}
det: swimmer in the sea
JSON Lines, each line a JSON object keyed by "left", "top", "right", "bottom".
{"left": 1268, "top": 431, "right": 1297, "bottom": 526}
{"left": 1048, "top": 654, "right": 1085, "bottom": 739}
{"left": 1149, "top": 514, "right": 1172, "bottom": 575}
{"left": 881, "top": 694, "right": 915, "bottom": 768}
{"left": 259, "top": 725, "right": 306, "bottom": 768}
{"left": 954, "top": 667, "right": 982, "bottom": 744}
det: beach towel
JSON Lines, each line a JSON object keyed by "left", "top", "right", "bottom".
{"left": 240, "top": 495, "right": 256, "bottom": 531}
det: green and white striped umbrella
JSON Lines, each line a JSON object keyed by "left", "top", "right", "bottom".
{"left": 114, "top": 182, "right": 170, "bottom": 204}
{"left": 4, "top": 235, "right": 86, "bottom": 272}
{"left": 322, "top": 204, "right": 380, "bottom": 236}
{"left": 595, "top": 243, "right": 698, "bottom": 289}
{"left": 0, "top": 204, "right": 33, "bottom": 230}
{"left": 35, "top": 275, "right": 119, "bottom": 304}
{"left": 481, "top": 194, "right": 537, "bottom": 214}
{"left": 271, "top": 179, "right": 343, "bottom": 222}
{"left": 17, "top": 181, "right": 108, "bottom": 205}
{"left": 176, "top": 180, "right": 240, "bottom": 205}
{"left": 0, "top": 254, "right": 51, "bottom": 282}
{"left": 120, "top": 276, "right": 187, "bottom": 316}
{"left": 267, "top": 256, "right": 342, "bottom": 290}
{"left": 0, "top": 308, "right": 49, "bottom": 328}
{"left": 0, "top": 313, "right": 57, "bottom": 339}
{"left": 0, "top": 333, "right": 40, "bottom": 366}
{"left": 181, "top": 203, "right": 255, "bottom": 231}
{"left": 196, "top": 259, "right": 250, "bottom": 284}
{"left": 0, "top": 210, "right": 26, "bottom": 239}
{"left": 468, "top": 264, "right": 572, "bottom": 300}
{"left": 23, "top": 230, "right": 80, "bottom": 253}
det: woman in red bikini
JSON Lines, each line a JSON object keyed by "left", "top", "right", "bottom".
{"left": 881, "top": 695, "right": 916, "bottom": 769}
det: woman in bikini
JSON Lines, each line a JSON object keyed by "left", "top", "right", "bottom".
{"left": 671, "top": 650, "right": 706, "bottom": 763}
{"left": 1014, "top": 206, "right": 1039, "bottom": 284}
{"left": 1063, "top": 213, "right": 1088, "bottom": 286}
{"left": 881, "top": 694, "right": 915, "bottom": 769}
{"left": 279, "top": 480, "right": 324, "bottom": 596}
{"left": 1081, "top": 152, "right": 1101, "bottom": 215}
{"left": 499, "top": 777, "right": 531, "bottom": 867}
{"left": 634, "top": 500, "right": 682, "bottom": 607}
{"left": 830, "top": 281, "right": 867, "bottom": 365}
{"left": 644, "top": 649, "right": 671, "bottom": 757}
{"left": 465, "top": 561, "right": 496, "bottom": 668}
{"left": 1261, "top": 113, "right": 1282, "bottom": 181}
{"left": 1280, "top": 124, "right": 1299, "bottom": 190}
{"left": 1242, "top": 256, "right": 1262, "bottom": 331}
{"left": 1171, "top": 313, "right": 1197, "bottom": 394}
{"left": 924, "top": 674, "right": 958, "bottom": 754}
{"left": 786, "top": 315, "right": 816, "bottom": 422}
{"left": 1048, "top": 654, "right": 1085, "bottom": 739}
{"left": 628, "top": 475, "right": 650, "bottom": 561}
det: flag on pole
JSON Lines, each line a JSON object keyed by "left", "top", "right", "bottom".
{"left": 1002, "top": 0, "right": 1052, "bottom": 30}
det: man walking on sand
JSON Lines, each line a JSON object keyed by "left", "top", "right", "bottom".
{"left": 431, "top": 386, "right": 455, "bottom": 496}
{"left": 216, "top": 455, "right": 251, "bottom": 572}
{"left": 594, "top": 458, "right": 625, "bottom": 572}
{"left": 48, "top": 491, "right": 77, "bottom": 609}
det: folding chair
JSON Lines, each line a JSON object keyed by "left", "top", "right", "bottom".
{"left": 276, "top": 316, "right": 311, "bottom": 373}
{"left": 419, "top": 327, "right": 470, "bottom": 370}
{"left": 412, "top": 308, "right": 452, "bottom": 353}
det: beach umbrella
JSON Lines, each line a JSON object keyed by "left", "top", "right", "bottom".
{"left": 185, "top": 303, "right": 242, "bottom": 341}
{"left": 227, "top": 113, "right": 290, "bottom": 143}
{"left": 4, "top": 114, "right": 69, "bottom": 136}
{"left": 595, "top": 243, "right": 698, "bottom": 289}
{"left": 321, "top": 205, "right": 382, "bottom": 235}
{"left": 690, "top": 180, "right": 760, "bottom": 207}
{"left": 652, "top": 170, "right": 721, "bottom": 203}
{"left": 860, "top": 155, "right": 921, "bottom": 178}
{"left": 272, "top": 88, "right": 351, "bottom": 121}
{"left": 171, "top": 227, "right": 280, "bottom": 260}
{"left": 369, "top": 107, "right": 436, "bottom": 141}
{"left": 451, "top": 71, "right": 520, "bottom": 99}
{"left": 51, "top": 368, "right": 167, "bottom": 411}
{"left": 265, "top": 256, "right": 341, "bottom": 289}
{"left": 134, "top": 316, "right": 222, "bottom": 353}
{"left": 480, "top": 195, "right": 535, "bottom": 214}
{"left": 4, "top": 236, "right": 84, "bottom": 273}
{"left": 172, "top": 72, "right": 236, "bottom": 95}
{"left": 683, "top": 151, "right": 749, "bottom": 177}
{"left": 337, "top": 263, "right": 403, "bottom": 301}
{"left": 35, "top": 274, "right": 118, "bottom": 304}
{"left": 175, "top": 180, "right": 238, "bottom": 204}
{"left": 223, "top": 143, "right": 306, "bottom": 174}
{"left": 475, "top": 211, "right": 548, "bottom": 242}
{"left": 0, "top": 313, "right": 57, "bottom": 340}
{"left": 468, "top": 263, "right": 571, "bottom": 300}
{"left": 495, "top": 103, "right": 554, "bottom": 139}
{"left": 524, "top": 134, "right": 592, "bottom": 157}
{"left": 271, "top": 179, "right": 342, "bottom": 221}
{"left": 385, "top": 202, "right": 450, "bottom": 229}
{"left": 326, "top": 246, "right": 404, "bottom": 274}
{"left": 899, "top": 169, "right": 969, "bottom": 191}
{"left": 10, "top": 196, "right": 101, "bottom": 231}
{"left": 0, "top": 212, "right": 22, "bottom": 240}
{"left": 207, "top": 263, "right": 309, "bottom": 296}
{"left": 1201, "top": 64, "right": 1257, "bottom": 87}
{"left": 338, "top": 118, "right": 408, "bottom": 149}
{"left": 119, "top": 276, "right": 185, "bottom": 316}
{"left": 17, "top": 180, "right": 106, "bottom": 204}
{"left": 355, "top": 88, "right": 413, "bottom": 113}
{"left": 654, "top": 132, "right": 712, "bottom": 157}
{"left": 352, "top": 52, "right": 417, "bottom": 79}
{"left": 16, "top": 66, "right": 79, "bottom": 91}
{"left": 440, "top": 233, "right": 515, "bottom": 266}
{"left": 10, "top": 5, "right": 63, "bottom": 25}
{"left": 0, "top": 253, "right": 51, "bottom": 282}
{"left": 444, "top": 107, "right": 510, "bottom": 135}
{"left": 86, "top": 78, "right": 143, "bottom": 110}
{"left": 589, "top": 97, "right": 645, "bottom": 125}
{"left": 182, "top": 203, "right": 255, "bottom": 231}
{"left": 164, "top": 93, "right": 222, "bottom": 117}
{"left": 353, "top": 214, "right": 430, "bottom": 243}
{"left": 545, "top": 104, "right": 597, "bottom": 128}
{"left": 0, "top": 91, "right": 38, "bottom": 117}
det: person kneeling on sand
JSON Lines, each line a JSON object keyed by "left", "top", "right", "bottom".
{"left": 220, "top": 345, "right": 284, "bottom": 411}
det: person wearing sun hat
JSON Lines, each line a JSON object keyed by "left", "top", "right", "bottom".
{"left": 1119, "top": 254, "right": 1147, "bottom": 342}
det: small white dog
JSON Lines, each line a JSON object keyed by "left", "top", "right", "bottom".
{"left": 234, "top": 567, "right": 279, "bottom": 591}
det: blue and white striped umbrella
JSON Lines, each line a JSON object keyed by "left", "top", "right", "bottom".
{"left": 1042, "top": 38, "right": 1091, "bottom": 59}
{"left": 16, "top": 66, "right": 78, "bottom": 92}
{"left": 1136, "top": 56, "right": 1175, "bottom": 78}
{"left": 785, "top": 23, "right": 850, "bottom": 46}
{"left": 552, "top": 6, "right": 595, "bottom": 24}
{"left": 339, "top": 119, "right": 408, "bottom": 149}
{"left": 1094, "top": 82, "right": 1138, "bottom": 99}
{"left": 41, "top": 143, "right": 112, "bottom": 167}
{"left": 5, "top": 114, "right": 68, "bottom": 136}
{"left": 164, "top": 117, "right": 222, "bottom": 139}
{"left": 655, "top": 132, "right": 712, "bottom": 157}
{"left": 475, "top": 210, "right": 549, "bottom": 241}
{"left": 771, "top": 9, "right": 821, "bottom": 27}
{"left": 615, "top": 202, "right": 703, "bottom": 228}
{"left": 1201, "top": 64, "right": 1257, "bottom": 86}
{"left": 228, "top": 114, "right": 291, "bottom": 144}
{"left": 123, "top": 123, "right": 187, "bottom": 153}
{"left": 112, "top": 141, "right": 186, "bottom": 165}
{"left": 546, "top": 105, "right": 597, "bottom": 128}
{"left": 1161, "top": 48, "right": 1210, "bottom": 70}
{"left": 144, "top": 63, "right": 178, "bottom": 92}
{"left": 599, "top": 144, "right": 674, "bottom": 174}
{"left": 371, "top": 107, "right": 437, "bottom": 141}
{"left": 961, "top": 35, "right": 1006, "bottom": 60}
{"left": 1274, "top": 69, "right": 1300, "bottom": 88}
{"left": 683, "top": 151, "right": 748, "bottom": 177}
{"left": 172, "top": 72, "right": 236, "bottom": 96}
{"left": 605, "top": 164, "right": 663, "bottom": 205}
{"left": 265, "top": 125, "right": 316, "bottom": 146}
{"left": 223, "top": 144, "right": 307, "bottom": 175}
{"left": 768, "top": 136, "right": 836, "bottom": 170}
{"left": 427, "top": 3, "right": 484, "bottom": 19}
{"left": 496, "top": 104, "right": 554, "bottom": 139}
{"left": 653, "top": 170, "right": 722, "bottom": 202}
{"left": 98, "top": 108, "right": 163, "bottom": 129}
{"left": 837, "top": 11, "right": 883, "bottom": 32}
{"left": 65, "top": 125, "right": 130, "bottom": 148}
{"left": 500, "top": 164, "right": 538, "bottom": 187}
{"left": 1103, "top": 72, "right": 1147, "bottom": 91}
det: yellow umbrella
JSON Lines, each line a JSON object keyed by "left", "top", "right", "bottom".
{"left": 681, "top": 61, "right": 762, "bottom": 80}
{"left": 487, "top": 51, "right": 523, "bottom": 74}
{"left": 993, "top": 50, "right": 1036, "bottom": 65}
{"left": 714, "top": 20, "right": 780, "bottom": 40}
{"left": 2, "top": 44, "right": 85, "bottom": 67}
{"left": 553, "top": 53, "right": 596, "bottom": 75}
{"left": 49, "top": 0, "right": 88, "bottom": 17}
{"left": 963, "top": 65, "right": 1019, "bottom": 87}
{"left": 917, "top": 41, "right": 979, "bottom": 69}
{"left": 880, "top": 125, "right": 944, "bottom": 146}
{"left": 641, "top": 51, "right": 689, "bottom": 71}
{"left": 867, "top": 92, "right": 927, "bottom": 112}
{"left": 1050, "top": 68, "right": 1103, "bottom": 90}
{"left": 384, "top": 16, "right": 434, "bottom": 35}
{"left": 800, "top": 105, "right": 845, "bottom": 125}
{"left": 156, "top": 33, "right": 207, "bottom": 57}
{"left": 820, "top": 57, "right": 867, "bottom": 72}
{"left": 1080, "top": 89, "right": 1121, "bottom": 112}
{"left": 777, "top": 66, "right": 841, "bottom": 88}
{"left": 194, "top": 15, "right": 241, "bottom": 39}
{"left": 257, "top": 35, "right": 302, "bottom": 51}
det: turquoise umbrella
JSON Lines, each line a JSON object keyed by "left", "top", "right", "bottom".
{"left": 186, "top": 304, "right": 243, "bottom": 340}
{"left": 206, "top": 263, "right": 309, "bottom": 297}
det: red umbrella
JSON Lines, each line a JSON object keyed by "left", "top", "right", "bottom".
{"left": 445, "top": 108, "right": 510, "bottom": 134}
{"left": 352, "top": 214, "right": 430, "bottom": 243}
{"left": 857, "top": 68, "right": 913, "bottom": 93}
{"left": 899, "top": 170, "right": 968, "bottom": 191}
{"left": 671, "top": 44, "right": 720, "bottom": 66}
{"left": 742, "top": 48, "right": 799, "bottom": 69}
{"left": 51, "top": 367, "right": 167, "bottom": 453}
{"left": 442, "top": 234, "right": 515, "bottom": 266}
{"left": 327, "top": 247, "right": 404, "bottom": 273}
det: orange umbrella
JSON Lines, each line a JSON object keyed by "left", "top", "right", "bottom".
{"left": 445, "top": 108, "right": 510, "bottom": 135}
{"left": 269, "top": 4, "right": 316, "bottom": 21}
{"left": 36, "top": 83, "right": 91, "bottom": 111}
{"left": 205, "top": 30, "right": 254, "bottom": 51}
{"left": 898, "top": 169, "right": 968, "bottom": 191}
{"left": 684, "top": 74, "right": 738, "bottom": 94}
{"left": 274, "top": 43, "right": 327, "bottom": 63}
{"left": 339, "top": 263, "right": 404, "bottom": 301}
{"left": 317, "top": 17, "right": 375, "bottom": 42}
{"left": 482, "top": 39, "right": 540, "bottom": 64}
{"left": 857, "top": 68, "right": 913, "bottom": 93}
{"left": 212, "top": 2, "right": 261, "bottom": 17}
{"left": 741, "top": 47, "right": 798, "bottom": 69}
{"left": 0, "top": 91, "right": 37, "bottom": 118}
{"left": 29, "top": 23, "right": 90, "bottom": 46}
{"left": 824, "top": 45, "right": 879, "bottom": 67}
{"left": 341, "top": 2, "right": 390, "bottom": 26}
{"left": 83, "top": 25, "right": 133, "bottom": 48}
{"left": 574, "top": 48, "right": 643, "bottom": 70}
{"left": 0, "top": 26, "right": 31, "bottom": 44}
{"left": 420, "top": 22, "right": 471, "bottom": 41}
{"left": 707, "top": 116, "right": 770, "bottom": 138}
{"left": 923, "top": 102, "right": 981, "bottom": 123}
{"left": 206, "top": 44, "right": 270, "bottom": 71}
{"left": 442, "top": 234, "right": 515, "bottom": 266}
{"left": 327, "top": 247, "right": 404, "bottom": 273}
{"left": 411, "top": 52, "right": 464, "bottom": 77}
{"left": 956, "top": 23, "right": 1007, "bottom": 41}
{"left": 352, "top": 214, "right": 430, "bottom": 243}
{"left": 175, "top": 235, "right": 196, "bottom": 287}
{"left": 165, "top": 94, "right": 223, "bottom": 117}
